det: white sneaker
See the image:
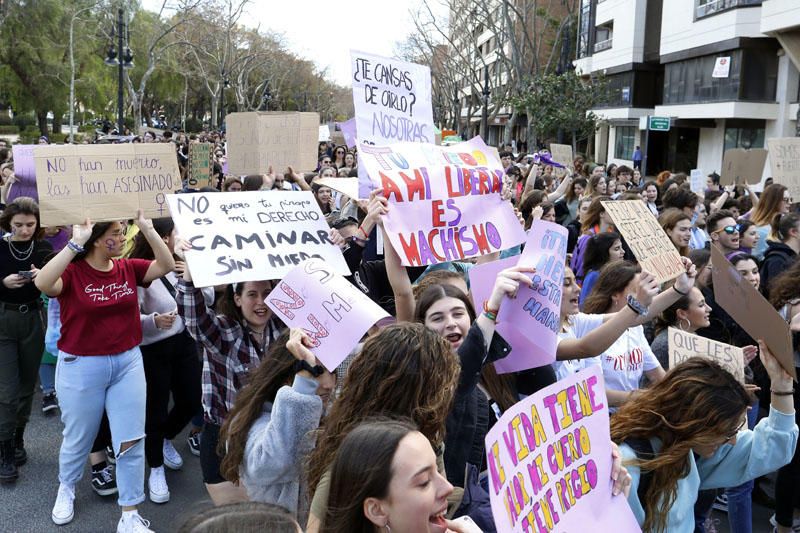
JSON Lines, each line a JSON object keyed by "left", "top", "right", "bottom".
{"left": 769, "top": 514, "right": 800, "bottom": 531}
{"left": 148, "top": 466, "right": 170, "bottom": 504}
{"left": 51, "top": 483, "right": 75, "bottom": 525}
{"left": 162, "top": 439, "right": 183, "bottom": 470}
{"left": 117, "top": 511, "right": 154, "bottom": 533}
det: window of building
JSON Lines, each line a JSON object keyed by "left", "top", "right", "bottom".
{"left": 695, "top": 0, "right": 762, "bottom": 20}
{"left": 723, "top": 121, "right": 765, "bottom": 152}
{"left": 594, "top": 21, "right": 613, "bottom": 53}
{"left": 614, "top": 126, "right": 636, "bottom": 160}
{"left": 577, "top": 0, "right": 594, "bottom": 59}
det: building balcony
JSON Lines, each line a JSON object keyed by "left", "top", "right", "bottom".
{"left": 594, "top": 38, "right": 613, "bottom": 53}
{"left": 696, "top": 0, "right": 762, "bottom": 20}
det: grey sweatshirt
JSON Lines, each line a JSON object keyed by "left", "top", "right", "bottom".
{"left": 138, "top": 271, "right": 214, "bottom": 346}
{"left": 241, "top": 374, "right": 323, "bottom": 524}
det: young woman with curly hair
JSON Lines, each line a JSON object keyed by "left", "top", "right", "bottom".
{"left": 612, "top": 352, "right": 797, "bottom": 533}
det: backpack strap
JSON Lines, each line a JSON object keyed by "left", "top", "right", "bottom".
{"left": 624, "top": 437, "right": 655, "bottom": 504}
{"left": 159, "top": 276, "right": 177, "bottom": 299}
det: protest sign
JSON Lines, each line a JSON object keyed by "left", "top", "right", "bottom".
{"left": 188, "top": 142, "right": 212, "bottom": 189}
{"left": 485, "top": 366, "right": 641, "bottom": 533}
{"left": 767, "top": 138, "right": 800, "bottom": 200}
{"left": 318, "top": 125, "right": 331, "bottom": 142}
{"left": 668, "top": 327, "right": 745, "bottom": 383}
{"left": 317, "top": 177, "right": 358, "bottom": 201}
{"left": 351, "top": 51, "right": 434, "bottom": 197}
{"left": 33, "top": 143, "right": 181, "bottom": 226}
{"left": 469, "top": 221, "right": 568, "bottom": 373}
{"left": 8, "top": 145, "right": 38, "bottom": 203}
{"left": 226, "top": 112, "right": 319, "bottom": 174}
{"left": 601, "top": 200, "right": 685, "bottom": 284}
{"left": 710, "top": 245, "right": 795, "bottom": 379}
{"left": 720, "top": 148, "right": 768, "bottom": 186}
{"left": 338, "top": 118, "right": 357, "bottom": 148}
{"left": 266, "top": 258, "right": 389, "bottom": 371}
{"left": 690, "top": 169, "right": 704, "bottom": 194}
{"left": 359, "top": 136, "right": 526, "bottom": 266}
{"left": 549, "top": 144, "right": 573, "bottom": 168}
{"left": 166, "top": 190, "right": 349, "bottom": 288}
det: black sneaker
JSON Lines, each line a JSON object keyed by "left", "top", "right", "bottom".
{"left": 105, "top": 445, "right": 116, "bottom": 465}
{"left": 187, "top": 432, "right": 201, "bottom": 457}
{"left": 91, "top": 464, "right": 118, "bottom": 496}
{"left": 0, "top": 439, "right": 18, "bottom": 483}
{"left": 13, "top": 428, "right": 26, "bottom": 466}
{"left": 42, "top": 392, "right": 59, "bottom": 415}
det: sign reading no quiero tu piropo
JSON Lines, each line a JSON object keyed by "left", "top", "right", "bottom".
{"left": 33, "top": 143, "right": 181, "bottom": 226}
{"left": 166, "top": 190, "right": 349, "bottom": 288}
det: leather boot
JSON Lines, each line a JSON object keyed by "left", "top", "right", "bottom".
{"left": 0, "top": 439, "right": 18, "bottom": 483}
{"left": 14, "top": 426, "right": 26, "bottom": 466}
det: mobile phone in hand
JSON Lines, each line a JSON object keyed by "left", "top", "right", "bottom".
{"left": 18, "top": 270, "right": 34, "bottom": 279}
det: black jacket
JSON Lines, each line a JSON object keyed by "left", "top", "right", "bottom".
{"left": 760, "top": 242, "right": 797, "bottom": 298}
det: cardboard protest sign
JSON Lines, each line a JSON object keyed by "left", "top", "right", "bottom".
{"left": 351, "top": 51, "right": 434, "bottom": 197}
{"left": 188, "top": 142, "right": 212, "bottom": 189}
{"left": 767, "top": 138, "right": 800, "bottom": 200}
{"left": 469, "top": 221, "right": 568, "bottom": 373}
{"left": 266, "top": 258, "right": 389, "bottom": 371}
{"left": 359, "top": 137, "right": 526, "bottom": 266}
{"left": 166, "top": 190, "right": 349, "bottom": 288}
{"left": 601, "top": 200, "right": 685, "bottom": 284}
{"left": 34, "top": 143, "right": 181, "bottom": 226}
{"left": 8, "top": 145, "right": 38, "bottom": 203}
{"left": 549, "top": 143, "right": 573, "bottom": 168}
{"left": 317, "top": 177, "right": 358, "bottom": 201}
{"left": 226, "top": 112, "right": 319, "bottom": 175}
{"left": 318, "top": 125, "right": 331, "bottom": 142}
{"left": 720, "top": 148, "right": 768, "bottom": 186}
{"left": 710, "top": 245, "right": 795, "bottom": 379}
{"left": 485, "top": 366, "right": 641, "bottom": 533}
{"left": 668, "top": 327, "right": 745, "bottom": 383}
{"left": 690, "top": 169, "right": 704, "bottom": 194}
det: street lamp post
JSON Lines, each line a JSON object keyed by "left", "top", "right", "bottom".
{"left": 452, "top": 88, "right": 459, "bottom": 133}
{"left": 219, "top": 74, "right": 230, "bottom": 130}
{"left": 104, "top": 8, "right": 133, "bottom": 135}
{"left": 480, "top": 65, "right": 490, "bottom": 141}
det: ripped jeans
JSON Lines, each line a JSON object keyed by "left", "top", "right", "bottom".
{"left": 56, "top": 348, "right": 146, "bottom": 507}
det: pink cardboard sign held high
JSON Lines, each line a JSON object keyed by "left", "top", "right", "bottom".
{"left": 485, "top": 366, "right": 641, "bottom": 533}
{"left": 266, "top": 258, "right": 389, "bottom": 372}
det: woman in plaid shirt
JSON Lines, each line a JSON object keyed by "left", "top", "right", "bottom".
{"left": 176, "top": 258, "right": 282, "bottom": 506}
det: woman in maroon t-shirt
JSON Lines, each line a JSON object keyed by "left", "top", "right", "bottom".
{"left": 36, "top": 211, "right": 174, "bottom": 532}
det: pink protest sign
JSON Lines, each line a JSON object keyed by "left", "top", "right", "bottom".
{"left": 8, "top": 145, "right": 39, "bottom": 203}
{"left": 485, "top": 366, "right": 641, "bottom": 533}
{"left": 266, "top": 258, "right": 390, "bottom": 372}
{"left": 359, "top": 136, "right": 526, "bottom": 266}
{"left": 338, "top": 118, "right": 357, "bottom": 148}
{"left": 468, "top": 221, "right": 568, "bottom": 373}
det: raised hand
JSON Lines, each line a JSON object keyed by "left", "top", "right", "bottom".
{"left": 635, "top": 271, "right": 659, "bottom": 307}
{"left": 71, "top": 217, "right": 94, "bottom": 246}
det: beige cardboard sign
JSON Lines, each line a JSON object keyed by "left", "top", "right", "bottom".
{"left": 317, "top": 177, "right": 358, "bottom": 200}
{"left": 720, "top": 148, "right": 768, "bottom": 186}
{"left": 34, "top": 143, "right": 181, "bottom": 226}
{"left": 710, "top": 245, "right": 796, "bottom": 379}
{"left": 668, "top": 327, "right": 745, "bottom": 383}
{"left": 767, "top": 138, "right": 800, "bottom": 200}
{"left": 549, "top": 143, "right": 573, "bottom": 167}
{"left": 226, "top": 112, "right": 319, "bottom": 175}
{"left": 188, "top": 142, "right": 212, "bottom": 189}
{"left": 601, "top": 200, "right": 685, "bottom": 283}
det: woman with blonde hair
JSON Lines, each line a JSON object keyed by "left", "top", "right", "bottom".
{"left": 748, "top": 184, "right": 791, "bottom": 259}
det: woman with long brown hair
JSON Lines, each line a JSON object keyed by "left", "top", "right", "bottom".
{"left": 749, "top": 183, "right": 791, "bottom": 259}
{"left": 305, "top": 323, "right": 459, "bottom": 532}
{"left": 659, "top": 208, "right": 692, "bottom": 257}
{"left": 219, "top": 329, "right": 334, "bottom": 525}
{"left": 569, "top": 195, "right": 614, "bottom": 283}
{"left": 612, "top": 351, "right": 797, "bottom": 533}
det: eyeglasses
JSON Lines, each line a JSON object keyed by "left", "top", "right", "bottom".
{"left": 783, "top": 197, "right": 793, "bottom": 203}
{"left": 712, "top": 224, "right": 740, "bottom": 235}
{"left": 722, "top": 418, "right": 747, "bottom": 442}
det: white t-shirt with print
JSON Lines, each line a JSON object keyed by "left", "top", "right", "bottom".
{"left": 554, "top": 313, "right": 604, "bottom": 381}
{"left": 599, "top": 325, "right": 661, "bottom": 393}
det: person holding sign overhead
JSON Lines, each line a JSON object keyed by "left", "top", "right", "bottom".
{"left": 0, "top": 198, "right": 53, "bottom": 483}
{"left": 612, "top": 349, "right": 798, "bottom": 533}
{"left": 35, "top": 210, "right": 175, "bottom": 532}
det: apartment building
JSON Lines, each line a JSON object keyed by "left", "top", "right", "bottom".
{"left": 574, "top": 0, "right": 800, "bottom": 179}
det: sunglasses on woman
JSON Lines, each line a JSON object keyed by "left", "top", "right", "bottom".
{"left": 713, "top": 224, "right": 740, "bottom": 235}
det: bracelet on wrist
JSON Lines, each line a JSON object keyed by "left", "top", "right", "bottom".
{"left": 672, "top": 285, "right": 689, "bottom": 297}
{"left": 66, "top": 240, "right": 85, "bottom": 254}
{"left": 483, "top": 310, "right": 497, "bottom": 322}
{"left": 358, "top": 226, "right": 370, "bottom": 240}
{"left": 771, "top": 388, "right": 795, "bottom": 396}
{"left": 483, "top": 300, "right": 499, "bottom": 316}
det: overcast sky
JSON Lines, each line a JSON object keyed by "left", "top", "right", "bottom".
{"left": 143, "top": 0, "right": 447, "bottom": 86}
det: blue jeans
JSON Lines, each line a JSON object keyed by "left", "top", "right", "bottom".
{"left": 726, "top": 400, "right": 760, "bottom": 533}
{"left": 39, "top": 362, "right": 55, "bottom": 395}
{"left": 56, "top": 348, "right": 146, "bottom": 507}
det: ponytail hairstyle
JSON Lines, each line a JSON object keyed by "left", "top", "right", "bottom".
{"left": 770, "top": 212, "right": 800, "bottom": 243}
{"left": 580, "top": 195, "right": 612, "bottom": 234}
{"left": 652, "top": 287, "right": 692, "bottom": 336}
{"left": 582, "top": 232, "right": 622, "bottom": 274}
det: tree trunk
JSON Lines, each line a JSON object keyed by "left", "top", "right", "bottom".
{"left": 37, "top": 110, "right": 48, "bottom": 137}
{"left": 210, "top": 96, "right": 219, "bottom": 130}
{"left": 504, "top": 109, "right": 518, "bottom": 146}
{"left": 132, "top": 92, "right": 144, "bottom": 136}
{"left": 52, "top": 112, "right": 63, "bottom": 138}
{"left": 525, "top": 105, "right": 536, "bottom": 150}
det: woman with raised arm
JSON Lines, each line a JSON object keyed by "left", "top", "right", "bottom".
{"left": 35, "top": 211, "right": 174, "bottom": 532}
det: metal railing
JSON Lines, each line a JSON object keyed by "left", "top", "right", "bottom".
{"left": 696, "top": 0, "right": 762, "bottom": 19}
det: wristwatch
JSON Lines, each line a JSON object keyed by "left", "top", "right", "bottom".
{"left": 626, "top": 295, "right": 649, "bottom": 316}
{"left": 293, "top": 359, "right": 326, "bottom": 377}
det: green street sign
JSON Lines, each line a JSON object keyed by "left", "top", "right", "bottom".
{"left": 649, "top": 116, "right": 671, "bottom": 131}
